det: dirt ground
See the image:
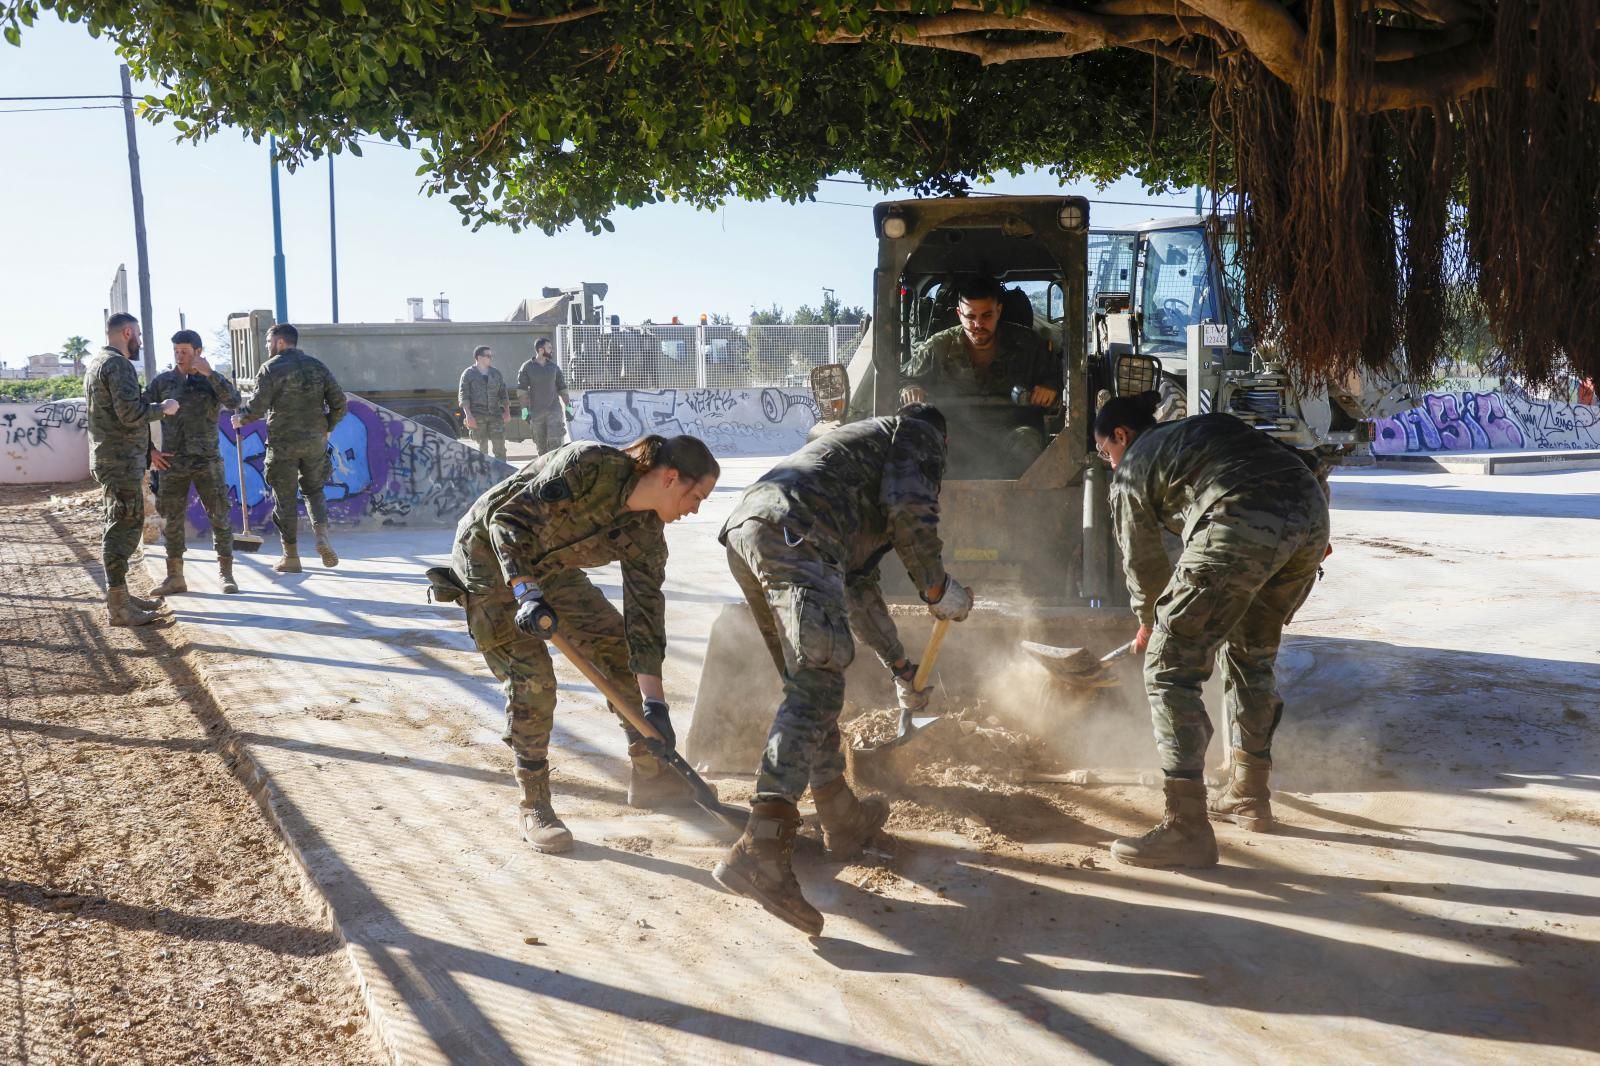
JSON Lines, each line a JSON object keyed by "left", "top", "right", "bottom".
{"left": 0, "top": 482, "right": 378, "bottom": 1065}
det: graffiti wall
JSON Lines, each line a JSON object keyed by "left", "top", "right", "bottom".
{"left": 1373, "top": 382, "right": 1600, "bottom": 455}
{"left": 185, "top": 395, "right": 511, "bottom": 537}
{"left": 568, "top": 387, "right": 820, "bottom": 456}
{"left": 1, "top": 400, "right": 90, "bottom": 484}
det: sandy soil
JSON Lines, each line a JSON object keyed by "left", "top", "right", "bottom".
{"left": 0, "top": 482, "right": 378, "bottom": 1065}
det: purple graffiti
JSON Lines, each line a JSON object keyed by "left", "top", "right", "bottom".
{"left": 1369, "top": 388, "right": 1600, "bottom": 454}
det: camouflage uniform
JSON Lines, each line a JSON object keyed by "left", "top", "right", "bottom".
{"left": 902, "top": 322, "right": 1060, "bottom": 478}
{"left": 451, "top": 442, "right": 668, "bottom": 767}
{"left": 1112, "top": 413, "right": 1331, "bottom": 776}
{"left": 144, "top": 367, "right": 241, "bottom": 559}
{"left": 458, "top": 364, "right": 510, "bottom": 461}
{"left": 517, "top": 358, "right": 569, "bottom": 455}
{"left": 720, "top": 416, "right": 948, "bottom": 803}
{"left": 237, "top": 348, "right": 348, "bottom": 548}
{"left": 84, "top": 347, "right": 165, "bottom": 587}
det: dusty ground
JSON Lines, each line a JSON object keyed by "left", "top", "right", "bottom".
{"left": 0, "top": 482, "right": 378, "bottom": 1065}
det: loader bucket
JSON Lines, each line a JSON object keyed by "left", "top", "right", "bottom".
{"left": 682, "top": 598, "right": 1135, "bottom": 774}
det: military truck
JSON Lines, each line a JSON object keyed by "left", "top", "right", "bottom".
{"left": 228, "top": 283, "right": 609, "bottom": 438}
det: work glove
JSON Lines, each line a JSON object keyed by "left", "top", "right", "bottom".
{"left": 892, "top": 661, "right": 930, "bottom": 715}
{"left": 927, "top": 575, "right": 974, "bottom": 622}
{"left": 564, "top": 403, "right": 576, "bottom": 420}
{"left": 641, "top": 697, "right": 675, "bottom": 749}
{"left": 512, "top": 581, "right": 558, "bottom": 638}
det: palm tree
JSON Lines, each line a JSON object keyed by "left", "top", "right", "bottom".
{"left": 62, "top": 335, "right": 91, "bottom": 375}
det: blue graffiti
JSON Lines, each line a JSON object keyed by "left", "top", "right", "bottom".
{"left": 325, "top": 413, "right": 376, "bottom": 501}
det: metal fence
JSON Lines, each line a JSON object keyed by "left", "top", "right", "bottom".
{"left": 554, "top": 323, "right": 864, "bottom": 391}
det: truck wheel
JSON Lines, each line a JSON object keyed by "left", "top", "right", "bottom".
{"left": 415, "top": 413, "right": 458, "bottom": 438}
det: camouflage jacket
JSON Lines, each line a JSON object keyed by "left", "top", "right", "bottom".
{"left": 720, "top": 416, "right": 948, "bottom": 594}
{"left": 1111, "top": 413, "right": 1325, "bottom": 625}
{"left": 144, "top": 368, "right": 241, "bottom": 461}
{"left": 237, "top": 348, "right": 347, "bottom": 452}
{"left": 451, "top": 442, "right": 669, "bottom": 674}
{"left": 902, "top": 322, "right": 1060, "bottom": 398}
{"left": 83, "top": 346, "right": 162, "bottom": 472}
{"left": 458, "top": 365, "right": 510, "bottom": 419}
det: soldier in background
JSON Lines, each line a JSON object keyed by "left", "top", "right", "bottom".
{"left": 712, "top": 404, "right": 973, "bottom": 935}
{"left": 459, "top": 345, "right": 510, "bottom": 461}
{"left": 234, "top": 323, "right": 348, "bottom": 575}
{"left": 449, "top": 436, "right": 720, "bottom": 853}
{"left": 1094, "top": 393, "right": 1331, "bottom": 869}
{"left": 517, "top": 338, "right": 572, "bottom": 455}
{"left": 84, "top": 312, "right": 179, "bottom": 626}
{"left": 146, "top": 330, "right": 243, "bottom": 595}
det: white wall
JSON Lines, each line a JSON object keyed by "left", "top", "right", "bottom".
{"left": 569, "top": 387, "right": 820, "bottom": 457}
{"left": 1, "top": 399, "right": 89, "bottom": 484}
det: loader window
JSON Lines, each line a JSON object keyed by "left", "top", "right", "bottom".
{"left": 1140, "top": 228, "right": 1219, "bottom": 355}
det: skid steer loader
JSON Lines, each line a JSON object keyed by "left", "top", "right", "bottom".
{"left": 684, "top": 196, "right": 1146, "bottom": 772}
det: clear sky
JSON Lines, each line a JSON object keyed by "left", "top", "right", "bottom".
{"left": 0, "top": 15, "right": 1200, "bottom": 367}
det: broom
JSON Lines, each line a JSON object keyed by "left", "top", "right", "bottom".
{"left": 232, "top": 427, "right": 264, "bottom": 553}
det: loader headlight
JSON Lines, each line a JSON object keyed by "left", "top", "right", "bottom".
{"left": 1057, "top": 201, "right": 1087, "bottom": 231}
{"left": 882, "top": 212, "right": 909, "bottom": 239}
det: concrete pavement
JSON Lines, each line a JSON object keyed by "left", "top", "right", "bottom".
{"left": 142, "top": 460, "right": 1600, "bottom": 1064}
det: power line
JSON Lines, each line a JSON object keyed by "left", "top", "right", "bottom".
{"left": 0, "top": 93, "right": 132, "bottom": 101}
{"left": 0, "top": 104, "right": 126, "bottom": 114}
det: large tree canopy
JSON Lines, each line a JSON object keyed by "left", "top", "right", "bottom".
{"left": 9, "top": 1, "right": 1599, "bottom": 386}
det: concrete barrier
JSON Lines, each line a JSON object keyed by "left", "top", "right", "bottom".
{"left": 1, "top": 399, "right": 90, "bottom": 484}
{"left": 569, "top": 386, "right": 819, "bottom": 457}
{"left": 184, "top": 394, "right": 513, "bottom": 538}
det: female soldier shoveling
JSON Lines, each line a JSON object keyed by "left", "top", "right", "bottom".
{"left": 1095, "top": 394, "right": 1329, "bottom": 868}
{"left": 449, "top": 435, "right": 720, "bottom": 853}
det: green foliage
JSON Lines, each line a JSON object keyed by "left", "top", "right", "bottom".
{"left": 0, "top": 377, "right": 85, "bottom": 402}
{"left": 19, "top": 1, "right": 1205, "bottom": 235}
{"left": 61, "top": 335, "right": 91, "bottom": 362}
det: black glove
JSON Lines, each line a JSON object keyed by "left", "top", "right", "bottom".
{"left": 642, "top": 697, "right": 675, "bottom": 749}
{"left": 512, "top": 581, "right": 558, "bottom": 638}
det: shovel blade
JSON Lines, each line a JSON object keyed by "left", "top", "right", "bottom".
{"left": 232, "top": 532, "right": 265, "bottom": 554}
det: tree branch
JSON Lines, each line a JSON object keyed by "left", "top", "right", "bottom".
{"left": 474, "top": 3, "right": 605, "bottom": 29}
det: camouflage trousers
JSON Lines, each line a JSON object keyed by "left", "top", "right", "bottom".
{"left": 725, "top": 519, "right": 859, "bottom": 804}
{"left": 265, "top": 444, "right": 330, "bottom": 548}
{"left": 92, "top": 461, "right": 145, "bottom": 589}
{"left": 470, "top": 416, "right": 507, "bottom": 461}
{"left": 156, "top": 457, "right": 233, "bottom": 559}
{"left": 527, "top": 411, "right": 566, "bottom": 456}
{"left": 1144, "top": 472, "right": 1331, "bottom": 776}
{"left": 464, "top": 570, "right": 644, "bottom": 768}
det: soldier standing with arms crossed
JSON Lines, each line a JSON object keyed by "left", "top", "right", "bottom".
{"left": 458, "top": 345, "right": 511, "bottom": 461}
{"left": 1094, "top": 394, "right": 1330, "bottom": 868}
{"left": 146, "top": 330, "right": 243, "bottom": 595}
{"left": 517, "top": 338, "right": 572, "bottom": 456}
{"left": 449, "top": 435, "right": 720, "bottom": 853}
{"left": 84, "top": 312, "right": 179, "bottom": 626}
{"left": 234, "top": 323, "right": 348, "bottom": 575}
{"left": 712, "top": 403, "right": 973, "bottom": 935}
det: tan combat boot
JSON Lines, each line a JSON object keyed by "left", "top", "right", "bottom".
{"left": 625, "top": 742, "right": 701, "bottom": 809}
{"left": 514, "top": 765, "right": 573, "bottom": 854}
{"left": 1209, "top": 751, "right": 1274, "bottom": 832}
{"left": 126, "top": 588, "right": 164, "bottom": 612}
{"left": 273, "top": 546, "right": 302, "bottom": 574}
{"left": 313, "top": 525, "right": 338, "bottom": 568}
{"left": 1110, "top": 777, "right": 1219, "bottom": 869}
{"left": 712, "top": 800, "right": 824, "bottom": 935}
{"left": 149, "top": 557, "right": 187, "bottom": 596}
{"left": 106, "top": 587, "right": 158, "bottom": 627}
{"left": 218, "top": 555, "right": 239, "bottom": 595}
{"left": 812, "top": 776, "right": 889, "bottom": 861}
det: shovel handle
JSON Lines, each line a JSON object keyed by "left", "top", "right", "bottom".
{"left": 235, "top": 425, "right": 251, "bottom": 536}
{"left": 913, "top": 618, "right": 951, "bottom": 691}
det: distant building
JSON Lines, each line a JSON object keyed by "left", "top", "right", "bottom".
{"left": 25, "top": 353, "right": 76, "bottom": 379}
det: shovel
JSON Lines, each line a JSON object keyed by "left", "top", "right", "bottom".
{"left": 547, "top": 631, "right": 748, "bottom": 831}
{"left": 231, "top": 428, "right": 264, "bottom": 553}
{"left": 1019, "top": 638, "right": 1137, "bottom": 690}
{"left": 853, "top": 618, "right": 952, "bottom": 757}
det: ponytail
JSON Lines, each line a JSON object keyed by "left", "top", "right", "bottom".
{"left": 1093, "top": 390, "right": 1160, "bottom": 439}
{"left": 622, "top": 434, "right": 721, "bottom": 482}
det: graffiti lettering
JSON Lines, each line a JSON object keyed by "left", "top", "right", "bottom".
{"left": 2, "top": 400, "right": 89, "bottom": 484}
{"left": 1373, "top": 387, "right": 1600, "bottom": 454}
{"left": 572, "top": 388, "right": 819, "bottom": 456}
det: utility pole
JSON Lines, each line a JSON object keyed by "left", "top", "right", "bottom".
{"left": 119, "top": 64, "right": 156, "bottom": 382}
{"left": 328, "top": 154, "right": 340, "bottom": 323}
{"left": 269, "top": 135, "right": 288, "bottom": 322}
